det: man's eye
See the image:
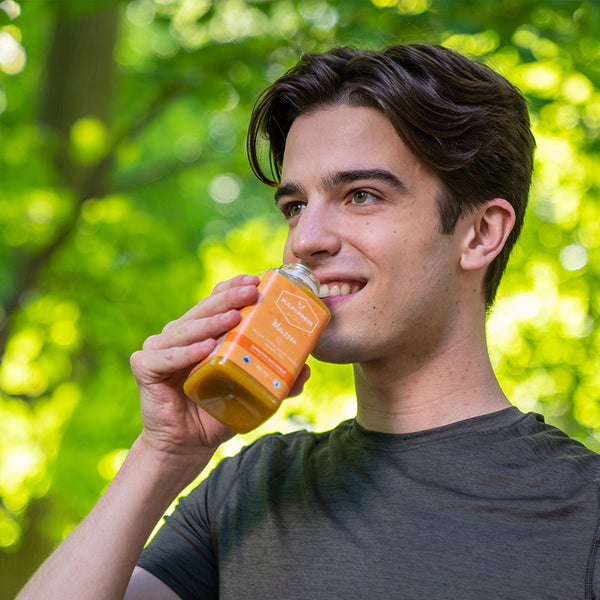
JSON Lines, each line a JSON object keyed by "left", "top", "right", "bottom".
{"left": 282, "top": 202, "right": 304, "bottom": 218}
{"left": 352, "top": 190, "right": 373, "bottom": 204}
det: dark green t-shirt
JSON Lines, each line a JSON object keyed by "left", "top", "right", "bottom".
{"left": 138, "top": 407, "right": 600, "bottom": 599}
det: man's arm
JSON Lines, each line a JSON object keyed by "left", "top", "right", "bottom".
{"left": 16, "top": 275, "right": 262, "bottom": 600}
{"left": 18, "top": 433, "right": 212, "bottom": 600}
{"left": 125, "top": 567, "right": 182, "bottom": 600}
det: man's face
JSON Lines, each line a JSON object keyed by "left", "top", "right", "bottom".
{"left": 277, "top": 104, "right": 467, "bottom": 366}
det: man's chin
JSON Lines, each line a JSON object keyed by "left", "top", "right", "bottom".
{"left": 311, "top": 337, "right": 361, "bottom": 365}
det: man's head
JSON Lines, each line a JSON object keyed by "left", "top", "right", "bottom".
{"left": 247, "top": 43, "right": 535, "bottom": 307}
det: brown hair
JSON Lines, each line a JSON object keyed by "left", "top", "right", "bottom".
{"left": 247, "top": 44, "right": 535, "bottom": 307}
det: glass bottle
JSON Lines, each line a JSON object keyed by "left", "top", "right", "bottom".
{"left": 183, "top": 264, "right": 330, "bottom": 433}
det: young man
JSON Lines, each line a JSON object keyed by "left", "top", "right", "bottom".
{"left": 18, "top": 44, "right": 600, "bottom": 600}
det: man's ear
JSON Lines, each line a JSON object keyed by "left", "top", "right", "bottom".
{"left": 460, "top": 199, "right": 515, "bottom": 272}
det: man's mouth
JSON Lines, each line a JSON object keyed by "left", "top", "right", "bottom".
{"left": 318, "top": 282, "right": 363, "bottom": 298}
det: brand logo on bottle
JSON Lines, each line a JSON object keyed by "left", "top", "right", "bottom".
{"left": 276, "top": 291, "right": 318, "bottom": 334}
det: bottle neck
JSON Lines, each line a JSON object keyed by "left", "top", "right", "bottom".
{"left": 280, "top": 263, "right": 320, "bottom": 295}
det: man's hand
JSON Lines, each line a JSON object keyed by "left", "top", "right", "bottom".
{"left": 130, "top": 272, "right": 311, "bottom": 458}
{"left": 130, "top": 274, "right": 261, "bottom": 457}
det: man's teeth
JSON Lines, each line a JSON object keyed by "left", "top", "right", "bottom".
{"left": 319, "top": 283, "right": 361, "bottom": 298}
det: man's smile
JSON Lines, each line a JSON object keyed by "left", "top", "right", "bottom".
{"left": 318, "top": 281, "right": 363, "bottom": 298}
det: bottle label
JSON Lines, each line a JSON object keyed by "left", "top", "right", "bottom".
{"left": 201, "top": 270, "right": 329, "bottom": 400}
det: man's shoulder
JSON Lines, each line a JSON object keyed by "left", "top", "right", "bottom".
{"left": 516, "top": 411, "right": 600, "bottom": 480}
{"left": 208, "top": 419, "right": 354, "bottom": 483}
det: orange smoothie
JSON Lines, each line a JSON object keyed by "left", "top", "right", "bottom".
{"left": 184, "top": 264, "right": 330, "bottom": 433}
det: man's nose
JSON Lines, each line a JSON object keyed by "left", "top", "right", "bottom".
{"left": 289, "top": 201, "right": 341, "bottom": 261}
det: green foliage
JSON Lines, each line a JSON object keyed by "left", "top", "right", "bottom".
{"left": 1, "top": 0, "right": 600, "bottom": 595}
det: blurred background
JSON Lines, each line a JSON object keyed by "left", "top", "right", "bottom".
{"left": 1, "top": 0, "right": 599, "bottom": 596}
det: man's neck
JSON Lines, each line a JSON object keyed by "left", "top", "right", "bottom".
{"left": 352, "top": 332, "right": 510, "bottom": 434}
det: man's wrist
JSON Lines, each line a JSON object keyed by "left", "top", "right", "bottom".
{"left": 126, "top": 433, "right": 216, "bottom": 499}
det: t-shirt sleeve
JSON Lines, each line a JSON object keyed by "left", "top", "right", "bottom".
{"left": 137, "top": 479, "right": 219, "bottom": 600}
{"left": 136, "top": 444, "right": 260, "bottom": 600}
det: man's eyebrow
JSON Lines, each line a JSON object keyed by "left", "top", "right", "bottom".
{"left": 324, "top": 169, "right": 409, "bottom": 192}
{"left": 274, "top": 181, "right": 304, "bottom": 204}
